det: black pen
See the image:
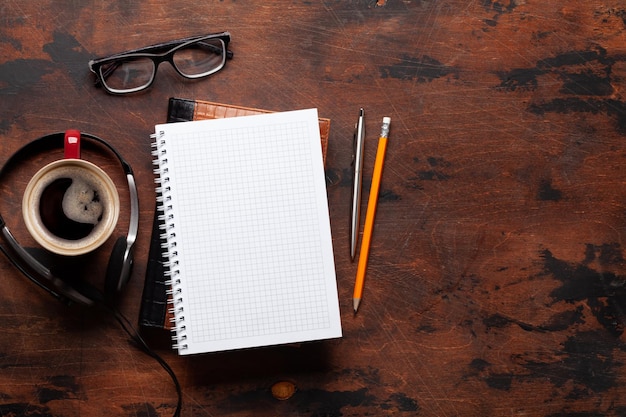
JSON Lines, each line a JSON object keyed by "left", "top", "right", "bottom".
{"left": 350, "top": 108, "right": 365, "bottom": 261}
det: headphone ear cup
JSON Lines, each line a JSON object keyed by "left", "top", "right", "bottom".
{"left": 104, "top": 236, "right": 129, "bottom": 300}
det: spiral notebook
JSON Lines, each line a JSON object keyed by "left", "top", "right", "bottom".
{"left": 151, "top": 108, "right": 342, "bottom": 355}
{"left": 139, "top": 98, "right": 331, "bottom": 330}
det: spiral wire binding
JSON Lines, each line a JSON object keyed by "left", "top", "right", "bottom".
{"left": 152, "top": 132, "right": 188, "bottom": 352}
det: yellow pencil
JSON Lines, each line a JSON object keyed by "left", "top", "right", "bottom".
{"left": 353, "top": 116, "right": 390, "bottom": 313}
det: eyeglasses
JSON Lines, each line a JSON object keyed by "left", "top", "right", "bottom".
{"left": 88, "top": 32, "right": 233, "bottom": 94}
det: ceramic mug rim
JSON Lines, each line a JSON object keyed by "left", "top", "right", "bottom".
{"left": 22, "top": 159, "right": 120, "bottom": 256}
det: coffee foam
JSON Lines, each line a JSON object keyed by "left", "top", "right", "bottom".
{"left": 62, "top": 177, "right": 104, "bottom": 225}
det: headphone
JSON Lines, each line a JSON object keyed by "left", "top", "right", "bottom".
{"left": 0, "top": 131, "right": 139, "bottom": 307}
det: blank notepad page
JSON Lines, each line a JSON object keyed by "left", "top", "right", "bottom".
{"left": 153, "top": 108, "right": 342, "bottom": 355}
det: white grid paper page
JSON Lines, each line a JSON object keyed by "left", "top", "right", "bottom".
{"left": 155, "top": 109, "right": 341, "bottom": 355}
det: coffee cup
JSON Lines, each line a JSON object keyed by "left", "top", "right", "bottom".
{"left": 22, "top": 130, "right": 120, "bottom": 256}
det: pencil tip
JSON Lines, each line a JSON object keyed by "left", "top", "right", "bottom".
{"left": 353, "top": 298, "right": 360, "bottom": 314}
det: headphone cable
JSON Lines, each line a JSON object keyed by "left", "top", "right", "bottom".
{"left": 103, "top": 303, "right": 183, "bottom": 417}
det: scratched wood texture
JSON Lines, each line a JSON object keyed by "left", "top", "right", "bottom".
{"left": 2, "top": 1, "right": 626, "bottom": 416}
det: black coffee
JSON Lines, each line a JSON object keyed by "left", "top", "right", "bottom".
{"left": 39, "top": 177, "right": 102, "bottom": 240}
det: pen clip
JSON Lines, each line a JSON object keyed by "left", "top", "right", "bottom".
{"left": 352, "top": 108, "right": 364, "bottom": 166}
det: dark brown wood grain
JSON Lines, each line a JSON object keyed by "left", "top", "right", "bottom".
{"left": 2, "top": 1, "right": 626, "bottom": 416}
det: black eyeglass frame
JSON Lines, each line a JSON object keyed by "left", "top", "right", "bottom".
{"left": 88, "top": 32, "right": 233, "bottom": 94}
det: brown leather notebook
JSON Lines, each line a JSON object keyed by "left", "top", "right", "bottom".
{"left": 139, "top": 98, "right": 331, "bottom": 329}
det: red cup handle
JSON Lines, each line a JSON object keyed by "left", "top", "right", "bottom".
{"left": 64, "top": 130, "right": 81, "bottom": 159}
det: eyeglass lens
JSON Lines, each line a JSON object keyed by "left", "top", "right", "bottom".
{"left": 173, "top": 39, "right": 226, "bottom": 77}
{"left": 101, "top": 58, "right": 155, "bottom": 92}
{"left": 99, "top": 38, "right": 226, "bottom": 93}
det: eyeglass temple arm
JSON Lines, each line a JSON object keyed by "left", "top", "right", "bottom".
{"left": 99, "top": 41, "right": 234, "bottom": 62}
{"left": 93, "top": 33, "right": 234, "bottom": 61}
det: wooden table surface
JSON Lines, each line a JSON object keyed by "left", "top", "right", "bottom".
{"left": 2, "top": 1, "right": 626, "bottom": 416}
